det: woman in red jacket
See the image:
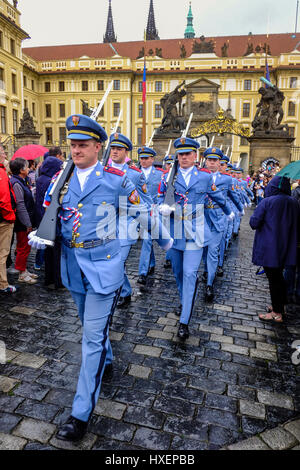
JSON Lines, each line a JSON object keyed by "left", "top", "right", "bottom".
{"left": 0, "top": 146, "right": 17, "bottom": 293}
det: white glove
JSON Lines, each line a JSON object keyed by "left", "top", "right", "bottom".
{"left": 244, "top": 202, "right": 247, "bottom": 207}
{"left": 28, "top": 230, "right": 48, "bottom": 249}
{"left": 162, "top": 238, "right": 174, "bottom": 251}
{"left": 227, "top": 211, "right": 235, "bottom": 221}
{"left": 159, "top": 204, "right": 174, "bottom": 216}
{"left": 238, "top": 209, "right": 245, "bottom": 217}
{"left": 248, "top": 202, "right": 252, "bottom": 207}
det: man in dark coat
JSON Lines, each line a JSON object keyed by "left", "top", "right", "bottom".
{"left": 35, "top": 157, "right": 63, "bottom": 288}
{"left": 250, "top": 175, "right": 300, "bottom": 322}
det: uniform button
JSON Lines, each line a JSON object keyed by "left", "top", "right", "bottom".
{"left": 107, "top": 255, "right": 111, "bottom": 259}
{"left": 186, "top": 191, "right": 189, "bottom": 195}
{"left": 79, "top": 213, "right": 83, "bottom": 217}
{"left": 76, "top": 233, "right": 80, "bottom": 238}
{"left": 78, "top": 223, "right": 81, "bottom": 227}
{"left": 78, "top": 203, "right": 83, "bottom": 208}
{"left": 102, "top": 201, "right": 106, "bottom": 205}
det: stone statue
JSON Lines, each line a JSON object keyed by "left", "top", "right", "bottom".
{"left": 221, "top": 42, "right": 229, "bottom": 57}
{"left": 244, "top": 42, "right": 254, "bottom": 56}
{"left": 157, "top": 81, "right": 187, "bottom": 134}
{"left": 180, "top": 44, "right": 187, "bottom": 58}
{"left": 17, "top": 108, "right": 39, "bottom": 135}
{"left": 13, "top": 1, "right": 18, "bottom": 8}
{"left": 192, "top": 35, "right": 215, "bottom": 54}
{"left": 155, "top": 48, "right": 163, "bottom": 58}
{"left": 137, "top": 47, "right": 145, "bottom": 59}
{"left": 81, "top": 100, "right": 93, "bottom": 117}
{"left": 252, "top": 85, "right": 288, "bottom": 134}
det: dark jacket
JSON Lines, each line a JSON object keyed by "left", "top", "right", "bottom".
{"left": 0, "top": 163, "right": 16, "bottom": 223}
{"left": 292, "top": 185, "right": 300, "bottom": 207}
{"left": 10, "top": 175, "right": 35, "bottom": 232}
{"left": 35, "top": 157, "right": 62, "bottom": 226}
{"left": 250, "top": 175, "right": 300, "bottom": 268}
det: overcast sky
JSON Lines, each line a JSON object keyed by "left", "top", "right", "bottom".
{"left": 18, "top": 0, "right": 299, "bottom": 47}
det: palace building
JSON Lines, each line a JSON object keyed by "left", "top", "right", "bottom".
{"left": 1, "top": 0, "right": 300, "bottom": 166}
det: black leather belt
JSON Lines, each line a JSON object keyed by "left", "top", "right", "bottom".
{"left": 205, "top": 204, "right": 220, "bottom": 209}
{"left": 62, "top": 237, "right": 113, "bottom": 249}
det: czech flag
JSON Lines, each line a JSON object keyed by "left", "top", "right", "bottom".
{"left": 142, "top": 61, "right": 146, "bottom": 103}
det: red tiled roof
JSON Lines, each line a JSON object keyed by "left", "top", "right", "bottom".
{"left": 22, "top": 33, "right": 300, "bottom": 61}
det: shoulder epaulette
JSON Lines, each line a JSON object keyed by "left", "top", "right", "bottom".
{"left": 104, "top": 166, "right": 124, "bottom": 176}
{"left": 200, "top": 168, "right": 211, "bottom": 174}
{"left": 129, "top": 165, "right": 142, "bottom": 173}
{"left": 156, "top": 167, "right": 165, "bottom": 172}
{"left": 224, "top": 172, "right": 232, "bottom": 177}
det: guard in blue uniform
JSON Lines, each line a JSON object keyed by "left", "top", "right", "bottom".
{"left": 108, "top": 133, "right": 153, "bottom": 307}
{"left": 217, "top": 155, "right": 245, "bottom": 275}
{"left": 232, "top": 166, "right": 250, "bottom": 238}
{"left": 158, "top": 138, "right": 232, "bottom": 340}
{"left": 137, "top": 146, "right": 165, "bottom": 284}
{"left": 29, "top": 114, "right": 172, "bottom": 442}
{"left": 202, "top": 147, "right": 235, "bottom": 301}
{"left": 163, "top": 155, "right": 174, "bottom": 268}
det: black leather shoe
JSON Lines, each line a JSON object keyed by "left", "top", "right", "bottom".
{"left": 117, "top": 295, "right": 131, "bottom": 308}
{"left": 103, "top": 363, "right": 113, "bottom": 380}
{"left": 232, "top": 232, "right": 238, "bottom": 239}
{"left": 148, "top": 266, "right": 155, "bottom": 275}
{"left": 164, "top": 260, "right": 172, "bottom": 269}
{"left": 217, "top": 266, "right": 224, "bottom": 277}
{"left": 137, "top": 274, "right": 147, "bottom": 285}
{"left": 177, "top": 323, "right": 189, "bottom": 340}
{"left": 202, "top": 272, "right": 208, "bottom": 282}
{"left": 205, "top": 285, "right": 214, "bottom": 302}
{"left": 56, "top": 416, "right": 88, "bottom": 442}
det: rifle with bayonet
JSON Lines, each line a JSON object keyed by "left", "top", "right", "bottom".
{"left": 101, "top": 108, "right": 123, "bottom": 167}
{"left": 162, "top": 113, "right": 193, "bottom": 208}
{"left": 36, "top": 81, "right": 114, "bottom": 245}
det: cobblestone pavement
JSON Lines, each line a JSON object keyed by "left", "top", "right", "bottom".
{"left": 0, "top": 209, "right": 299, "bottom": 450}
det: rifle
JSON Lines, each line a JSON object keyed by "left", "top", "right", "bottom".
{"left": 101, "top": 108, "right": 123, "bottom": 167}
{"left": 163, "top": 113, "right": 193, "bottom": 208}
{"left": 36, "top": 81, "right": 113, "bottom": 245}
{"left": 147, "top": 130, "right": 156, "bottom": 148}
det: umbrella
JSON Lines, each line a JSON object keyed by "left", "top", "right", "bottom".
{"left": 12, "top": 144, "right": 48, "bottom": 161}
{"left": 277, "top": 161, "right": 300, "bottom": 180}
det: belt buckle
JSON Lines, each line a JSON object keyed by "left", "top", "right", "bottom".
{"left": 74, "top": 241, "right": 84, "bottom": 248}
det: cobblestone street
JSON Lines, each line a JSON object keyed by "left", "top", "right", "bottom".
{"left": 0, "top": 208, "right": 299, "bottom": 450}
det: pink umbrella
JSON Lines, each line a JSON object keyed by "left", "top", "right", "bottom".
{"left": 12, "top": 144, "right": 48, "bottom": 160}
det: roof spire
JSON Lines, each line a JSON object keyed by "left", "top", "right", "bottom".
{"left": 103, "top": 0, "right": 117, "bottom": 43}
{"left": 184, "top": 2, "right": 195, "bottom": 39}
{"left": 146, "top": 0, "right": 160, "bottom": 41}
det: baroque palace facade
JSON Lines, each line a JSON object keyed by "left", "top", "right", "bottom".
{"left": 1, "top": 0, "right": 300, "bottom": 164}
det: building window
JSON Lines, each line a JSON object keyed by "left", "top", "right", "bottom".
{"left": 59, "top": 103, "right": 65, "bottom": 117}
{"left": 97, "top": 80, "right": 104, "bottom": 91}
{"left": 138, "top": 81, "right": 143, "bottom": 92}
{"left": 59, "top": 81, "right": 65, "bottom": 92}
{"left": 59, "top": 127, "right": 66, "bottom": 144}
{"left": 0, "top": 68, "right": 4, "bottom": 90}
{"left": 45, "top": 127, "right": 53, "bottom": 144}
{"left": 32, "top": 102, "right": 36, "bottom": 117}
{"left": 10, "top": 39, "right": 15, "bottom": 55}
{"left": 24, "top": 99, "right": 28, "bottom": 109}
{"left": 45, "top": 104, "right": 51, "bottom": 118}
{"left": 12, "top": 109, "right": 18, "bottom": 134}
{"left": 244, "top": 80, "right": 251, "bottom": 90}
{"left": 138, "top": 104, "right": 143, "bottom": 118}
{"left": 113, "top": 80, "right": 120, "bottom": 90}
{"left": 0, "top": 31, "right": 3, "bottom": 48}
{"left": 0, "top": 106, "right": 6, "bottom": 134}
{"left": 242, "top": 102, "right": 250, "bottom": 117}
{"left": 31, "top": 79, "right": 35, "bottom": 91}
{"left": 45, "top": 82, "right": 51, "bottom": 92}
{"left": 137, "top": 128, "right": 142, "bottom": 146}
{"left": 11, "top": 74, "right": 17, "bottom": 94}
{"left": 289, "top": 127, "right": 295, "bottom": 138}
{"left": 113, "top": 102, "right": 120, "bottom": 117}
{"left": 23, "top": 75, "right": 27, "bottom": 88}
{"left": 155, "top": 104, "right": 161, "bottom": 118}
{"left": 290, "top": 77, "right": 297, "bottom": 89}
{"left": 82, "top": 81, "right": 88, "bottom": 91}
{"left": 99, "top": 104, "right": 104, "bottom": 117}
{"left": 155, "top": 81, "right": 162, "bottom": 92}
{"left": 288, "top": 101, "right": 296, "bottom": 116}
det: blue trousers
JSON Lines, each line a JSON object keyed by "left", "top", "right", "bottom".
{"left": 138, "top": 238, "right": 155, "bottom": 276}
{"left": 219, "top": 219, "right": 229, "bottom": 268}
{"left": 169, "top": 245, "right": 203, "bottom": 325}
{"left": 70, "top": 277, "right": 115, "bottom": 422}
{"left": 233, "top": 213, "right": 241, "bottom": 234}
{"left": 203, "top": 230, "right": 223, "bottom": 286}
{"left": 226, "top": 218, "right": 233, "bottom": 248}
{"left": 120, "top": 244, "right": 132, "bottom": 297}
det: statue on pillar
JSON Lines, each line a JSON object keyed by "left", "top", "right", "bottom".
{"left": 157, "top": 81, "right": 187, "bottom": 134}
{"left": 252, "top": 84, "right": 288, "bottom": 134}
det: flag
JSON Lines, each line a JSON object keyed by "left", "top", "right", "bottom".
{"left": 142, "top": 61, "right": 146, "bottom": 103}
{"left": 265, "top": 56, "right": 270, "bottom": 88}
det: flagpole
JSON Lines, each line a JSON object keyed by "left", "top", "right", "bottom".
{"left": 142, "top": 30, "right": 147, "bottom": 145}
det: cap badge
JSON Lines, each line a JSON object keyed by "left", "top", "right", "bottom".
{"left": 212, "top": 148, "right": 216, "bottom": 153}
{"left": 72, "top": 116, "right": 80, "bottom": 126}
{"left": 114, "top": 133, "right": 119, "bottom": 139}
{"left": 180, "top": 138, "right": 186, "bottom": 145}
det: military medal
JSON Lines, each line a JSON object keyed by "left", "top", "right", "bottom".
{"left": 211, "top": 183, "right": 217, "bottom": 191}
